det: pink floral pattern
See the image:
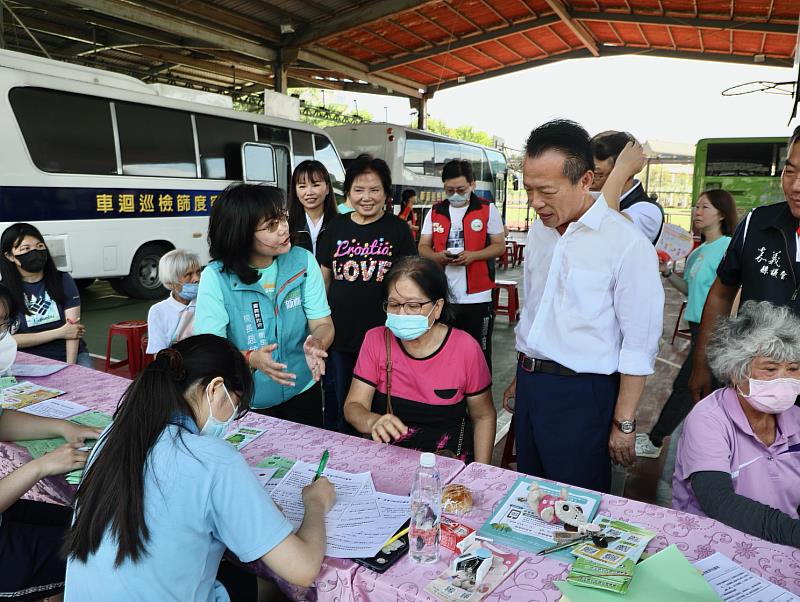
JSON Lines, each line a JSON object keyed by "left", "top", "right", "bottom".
{"left": 3, "top": 354, "right": 799, "bottom": 600}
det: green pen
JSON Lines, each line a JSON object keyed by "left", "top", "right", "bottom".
{"left": 313, "top": 449, "right": 329, "bottom": 482}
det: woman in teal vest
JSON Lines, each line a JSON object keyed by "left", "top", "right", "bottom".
{"left": 195, "top": 183, "right": 334, "bottom": 427}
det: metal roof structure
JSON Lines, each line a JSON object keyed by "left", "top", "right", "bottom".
{"left": 1, "top": 0, "right": 797, "bottom": 106}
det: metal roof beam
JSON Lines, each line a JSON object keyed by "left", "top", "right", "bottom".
{"left": 58, "top": 0, "right": 276, "bottom": 61}
{"left": 572, "top": 12, "right": 796, "bottom": 35}
{"left": 542, "top": 0, "right": 599, "bottom": 56}
{"left": 370, "top": 15, "right": 559, "bottom": 72}
{"left": 433, "top": 45, "right": 792, "bottom": 91}
{"left": 297, "top": 47, "right": 424, "bottom": 97}
{"left": 287, "top": 0, "right": 438, "bottom": 47}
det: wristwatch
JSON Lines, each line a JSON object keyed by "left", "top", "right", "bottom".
{"left": 614, "top": 418, "right": 636, "bottom": 434}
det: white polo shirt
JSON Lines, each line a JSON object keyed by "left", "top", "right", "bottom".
{"left": 514, "top": 197, "right": 663, "bottom": 375}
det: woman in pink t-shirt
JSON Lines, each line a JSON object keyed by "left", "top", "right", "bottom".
{"left": 344, "top": 257, "right": 496, "bottom": 463}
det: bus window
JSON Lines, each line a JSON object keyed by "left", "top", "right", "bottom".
{"left": 460, "top": 144, "right": 484, "bottom": 181}
{"left": 195, "top": 114, "right": 255, "bottom": 179}
{"left": 256, "top": 124, "right": 291, "bottom": 147}
{"left": 314, "top": 134, "right": 346, "bottom": 190}
{"left": 434, "top": 141, "right": 461, "bottom": 176}
{"left": 116, "top": 102, "right": 196, "bottom": 177}
{"left": 404, "top": 136, "right": 435, "bottom": 176}
{"left": 10, "top": 87, "right": 116, "bottom": 175}
{"left": 706, "top": 142, "right": 775, "bottom": 177}
{"left": 485, "top": 149, "right": 507, "bottom": 178}
{"left": 291, "top": 130, "right": 314, "bottom": 165}
{"left": 257, "top": 125, "right": 291, "bottom": 191}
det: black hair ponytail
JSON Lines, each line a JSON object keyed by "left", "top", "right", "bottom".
{"left": 65, "top": 334, "right": 253, "bottom": 566}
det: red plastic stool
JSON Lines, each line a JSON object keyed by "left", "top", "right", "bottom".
{"left": 140, "top": 335, "right": 154, "bottom": 370}
{"left": 104, "top": 320, "right": 148, "bottom": 377}
{"left": 499, "top": 243, "right": 515, "bottom": 269}
{"left": 671, "top": 300, "right": 692, "bottom": 345}
{"left": 500, "top": 415, "right": 517, "bottom": 469}
{"left": 493, "top": 280, "right": 520, "bottom": 322}
{"left": 514, "top": 242, "right": 525, "bottom": 266}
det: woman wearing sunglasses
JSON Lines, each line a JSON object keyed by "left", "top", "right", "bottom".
{"left": 195, "top": 184, "right": 334, "bottom": 427}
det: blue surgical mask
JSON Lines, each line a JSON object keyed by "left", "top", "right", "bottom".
{"left": 200, "top": 383, "right": 237, "bottom": 438}
{"left": 385, "top": 307, "right": 435, "bottom": 341}
{"left": 447, "top": 193, "right": 469, "bottom": 207}
{"left": 179, "top": 283, "right": 199, "bottom": 301}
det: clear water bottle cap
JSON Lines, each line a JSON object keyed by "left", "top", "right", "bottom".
{"left": 420, "top": 452, "right": 436, "bottom": 467}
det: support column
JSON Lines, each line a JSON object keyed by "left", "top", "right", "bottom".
{"left": 274, "top": 48, "right": 297, "bottom": 94}
{"left": 412, "top": 93, "right": 430, "bottom": 130}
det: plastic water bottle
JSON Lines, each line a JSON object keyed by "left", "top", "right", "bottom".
{"left": 409, "top": 452, "right": 441, "bottom": 563}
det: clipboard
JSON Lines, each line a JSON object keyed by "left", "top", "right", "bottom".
{"left": 353, "top": 520, "right": 410, "bottom": 573}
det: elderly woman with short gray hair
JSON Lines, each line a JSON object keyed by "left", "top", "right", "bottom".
{"left": 145, "top": 249, "right": 201, "bottom": 354}
{"left": 673, "top": 300, "right": 800, "bottom": 548}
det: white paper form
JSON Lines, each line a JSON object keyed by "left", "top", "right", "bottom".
{"left": 269, "top": 461, "right": 410, "bottom": 558}
{"left": 19, "top": 398, "right": 89, "bottom": 419}
{"left": 11, "top": 363, "right": 68, "bottom": 377}
{"left": 694, "top": 553, "right": 799, "bottom": 602}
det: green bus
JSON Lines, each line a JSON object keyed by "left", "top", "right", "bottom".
{"left": 693, "top": 137, "right": 788, "bottom": 212}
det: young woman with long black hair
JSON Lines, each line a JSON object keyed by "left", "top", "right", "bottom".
{"left": 195, "top": 183, "right": 334, "bottom": 428}
{"left": 0, "top": 223, "right": 89, "bottom": 366}
{"left": 64, "top": 334, "right": 335, "bottom": 600}
{"left": 288, "top": 160, "right": 339, "bottom": 256}
{"left": 0, "top": 283, "right": 99, "bottom": 602}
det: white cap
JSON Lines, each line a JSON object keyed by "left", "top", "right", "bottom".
{"left": 420, "top": 452, "right": 436, "bottom": 468}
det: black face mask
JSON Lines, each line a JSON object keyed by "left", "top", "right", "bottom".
{"left": 15, "top": 249, "right": 48, "bottom": 273}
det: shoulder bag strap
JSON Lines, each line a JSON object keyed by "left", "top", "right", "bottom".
{"left": 384, "top": 327, "right": 393, "bottom": 415}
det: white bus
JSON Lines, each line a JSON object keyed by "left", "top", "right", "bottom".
{"left": 0, "top": 49, "right": 345, "bottom": 299}
{"left": 326, "top": 123, "right": 508, "bottom": 211}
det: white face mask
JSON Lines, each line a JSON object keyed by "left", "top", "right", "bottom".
{"left": 200, "top": 382, "right": 237, "bottom": 438}
{"left": 737, "top": 377, "right": 800, "bottom": 414}
{"left": 447, "top": 192, "right": 469, "bottom": 207}
{"left": 0, "top": 329, "right": 17, "bottom": 375}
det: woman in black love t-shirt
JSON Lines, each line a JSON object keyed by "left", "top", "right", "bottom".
{"left": 316, "top": 154, "right": 417, "bottom": 432}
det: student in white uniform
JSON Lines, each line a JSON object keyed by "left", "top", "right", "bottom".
{"left": 145, "top": 249, "right": 201, "bottom": 355}
{"left": 64, "top": 334, "right": 335, "bottom": 601}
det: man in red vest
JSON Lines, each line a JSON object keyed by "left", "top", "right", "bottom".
{"left": 419, "top": 159, "right": 506, "bottom": 370}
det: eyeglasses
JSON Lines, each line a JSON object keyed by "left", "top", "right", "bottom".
{"left": 382, "top": 300, "right": 434, "bottom": 315}
{"left": 444, "top": 186, "right": 470, "bottom": 196}
{"left": 255, "top": 212, "right": 289, "bottom": 234}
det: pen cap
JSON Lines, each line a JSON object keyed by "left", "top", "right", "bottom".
{"left": 420, "top": 452, "right": 436, "bottom": 468}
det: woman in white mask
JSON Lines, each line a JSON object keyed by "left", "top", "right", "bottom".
{"left": 0, "top": 283, "right": 100, "bottom": 601}
{"left": 673, "top": 300, "right": 800, "bottom": 548}
{"left": 344, "top": 257, "right": 496, "bottom": 463}
{"left": 145, "top": 249, "right": 201, "bottom": 355}
{"left": 64, "top": 334, "right": 335, "bottom": 600}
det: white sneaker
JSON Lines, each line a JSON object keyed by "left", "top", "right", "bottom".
{"left": 635, "top": 433, "right": 662, "bottom": 459}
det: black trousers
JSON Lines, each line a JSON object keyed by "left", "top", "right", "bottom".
{"left": 451, "top": 302, "right": 494, "bottom": 371}
{"left": 0, "top": 499, "right": 71, "bottom": 601}
{"left": 515, "top": 366, "right": 620, "bottom": 493}
{"left": 649, "top": 322, "right": 704, "bottom": 447}
{"left": 254, "top": 381, "right": 323, "bottom": 428}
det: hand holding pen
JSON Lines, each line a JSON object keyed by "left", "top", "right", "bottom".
{"left": 303, "top": 450, "right": 335, "bottom": 513}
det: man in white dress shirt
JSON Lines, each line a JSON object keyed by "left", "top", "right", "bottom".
{"left": 502, "top": 120, "right": 664, "bottom": 492}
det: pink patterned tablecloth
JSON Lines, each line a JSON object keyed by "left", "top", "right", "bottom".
{"left": 0, "top": 352, "right": 468, "bottom": 601}
{"left": 349, "top": 462, "right": 800, "bottom": 601}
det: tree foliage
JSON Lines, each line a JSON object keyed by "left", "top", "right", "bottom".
{"left": 422, "top": 118, "right": 494, "bottom": 146}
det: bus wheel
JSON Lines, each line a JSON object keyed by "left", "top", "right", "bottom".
{"left": 118, "top": 243, "right": 170, "bottom": 300}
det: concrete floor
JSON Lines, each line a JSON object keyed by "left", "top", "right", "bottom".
{"left": 80, "top": 255, "right": 687, "bottom": 508}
